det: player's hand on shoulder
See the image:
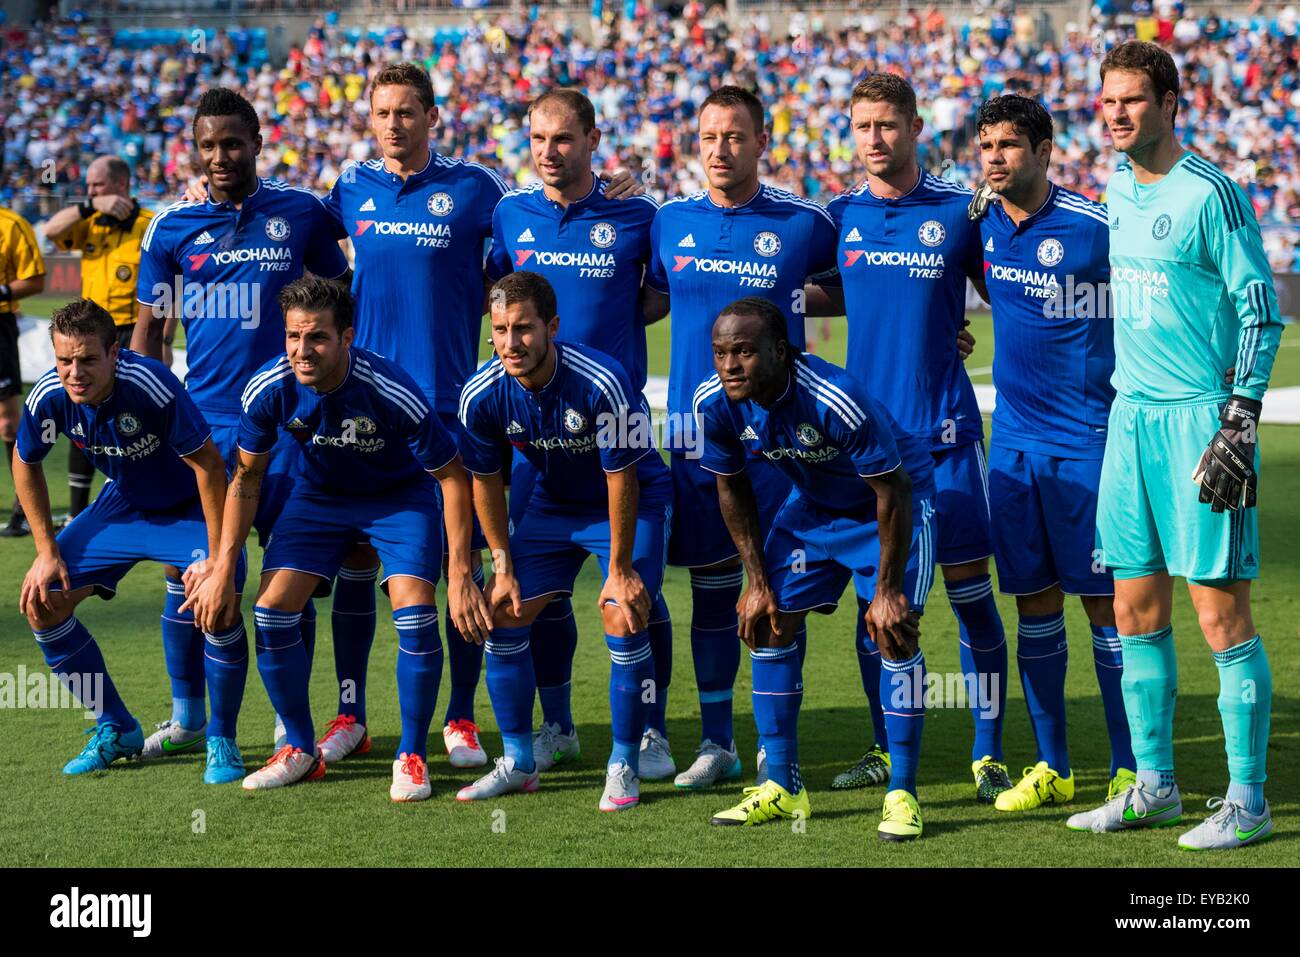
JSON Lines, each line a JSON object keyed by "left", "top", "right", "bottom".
{"left": 864, "top": 589, "right": 919, "bottom": 659}
{"left": 181, "top": 177, "right": 208, "bottom": 203}
{"left": 967, "top": 181, "right": 1000, "bottom": 221}
{"left": 19, "top": 550, "right": 71, "bottom": 617}
{"left": 601, "top": 167, "right": 647, "bottom": 201}
{"left": 599, "top": 567, "right": 650, "bottom": 634}
{"left": 735, "top": 581, "right": 781, "bottom": 650}
{"left": 447, "top": 568, "right": 493, "bottom": 645}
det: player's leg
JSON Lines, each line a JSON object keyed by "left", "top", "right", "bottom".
{"left": 385, "top": 574, "right": 444, "bottom": 803}
{"left": 640, "top": 589, "right": 676, "bottom": 780}
{"left": 66, "top": 442, "right": 94, "bottom": 519}
{"left": 242, "top": 568, "right": 329, "bottom": 790}
{"left": 200, "top": 597, "right": 250, "bottom": 785}
{"left": 1178, "top": 580, "right": 1272, "bottom": 849}
{"left": 831, "top": 596, "right": 891, "bottom": 790}
{"left": 25, "top": 585, "right": 145, "bottom": 772}
{"left": 1080, "top": 593, "right": 1135, "bottom": 797}
{"left": 935, "top": 441, "right": 1008, "bottom": 775}
{"left": 142, "top": 563, "right": 209, "bottom": 758}
{"left": 318, "top": 543, "right": 380, "bottom": 765}
{"left": 1, "top": 328, "right": 29, "bottom": 535}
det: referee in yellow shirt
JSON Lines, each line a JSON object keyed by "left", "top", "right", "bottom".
{"left": 0, "top": 205, "right": 46, "bottom": 537}
{"left": 42, "top": 156, "right": 156, "bottom": 520}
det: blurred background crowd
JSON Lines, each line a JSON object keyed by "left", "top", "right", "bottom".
{"left": 3, "top": 2, "right": 1298, "bottom": 268}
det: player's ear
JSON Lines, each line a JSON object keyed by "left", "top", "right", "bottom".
{"left": 911, "top": 113, "right": 924, "bottom": 139}
{"left": 252, "top": 133, "right": 263, "bottom": 157}
{"left": 589, "top": 126, "right": 602, "bottom": 153}
{"left": 428, "top": 105, "right": 440, "bottom": 130}
{"left": 548, "top": 314, "right": 560, "bottom": 338}
{"left": 341, "top": 325, "right": 354, "bottom": 350}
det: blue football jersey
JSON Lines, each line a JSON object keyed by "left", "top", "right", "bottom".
{"left": 646, "top": 185, "right": 840, "bottom": 444}
{"left": 238, "top": 346, "right": 460, "bottom": 494}
{"left": 980, "top": 183, "right": 1115, "bottom": 459}
{"left": 828, "top": 171, "right": 983, "bottom": 451}
{"left": 17, "top": 352, "right": 211, "bottom": 512}
{"left": 486, "top": 178, "right": 659, "bottom": 392}
{"left": 458, "top": 341, "right": 669, "bottom": 506}
{"left": 695, "top": 353, "right": 934, "bottom": 515}
{"left": 323, "top": 153, "right": 508, "bottom": 413}
{"left": 137, "top": 179, "right": 349, "bottom": 423}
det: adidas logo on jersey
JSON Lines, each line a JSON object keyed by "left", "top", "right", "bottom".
{"left": 70, "top": 423, "right": 85, "bottom": 438}
{"left": 287, "top": 417, "right": 308, "bottom": 430}
{"left": 985, "top": 237, "right": 994, "bottom": 252}
{"left": 359, "top": 197, "right": 376, "bottom": 212}
{"left": 678, "top": 234, "right": 696, "bottom": 248}
{"left": 506, "top": 420, "right": 525, "bottom": 435}
{"left": 516, "top": 228, "right": 535, "bottom": 243}
{"left": 845, "top": 227, "right": 862, "bottom": 243}
{"left": 193, "top": 231, "right": 215, "bottom": 246}
{"left": 739, "top": 426, "right": 759, "bottom": 441}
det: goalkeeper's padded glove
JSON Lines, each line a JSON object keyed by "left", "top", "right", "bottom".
{"left": 967, "top": 181, "right": 1000, "bottom": 221}
{"left": 1192, "top": 395, "right": 1261, "bottom": 513}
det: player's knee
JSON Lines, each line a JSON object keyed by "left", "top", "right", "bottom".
{"left": 1196, "top": 604, "right": 1250, "bottom": 648}
{"left": 1080, "top": 594, "right": 1116, "bottom": 628}
{"left": 1016, "top": 585, "right": 1065, "bottom": 617}
{"left": 26, "top": 599, "right": 72, "bottom": 632}
{"left": 600, "top": 601, "right": 630, "bottom": 637}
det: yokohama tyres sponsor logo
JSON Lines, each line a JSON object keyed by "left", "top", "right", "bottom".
{"left": 842, "top": 250, "right": 946, "bottom": 268}
{"left": 987, "top": 263, "right": 1060, "bottom": 287}
{"left": 353, "top": 221, "right": 453, "bottom": 237}
{"left": 670, "top": 256, "right": 778, "bottom": 277}
{"left": 513, "top": 250, "right": 617, "bottom": 268}
{"left": 187, "top": 247, "right": 292, "bottom": 271}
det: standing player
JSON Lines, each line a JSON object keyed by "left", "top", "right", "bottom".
{"left": 1, "top": 204, "right": 47, "bottom": 537}
{"left": 457, "top": 272, "right": 672, "bottom": 811}
{"left": 135, "top": 88, "right": 350, "bottom": 760}
{"left": 972, "top": 94, "right": 1135, "bottom": 810}
{"left": 826, "top": 74, "right": 1011, "bottom": 801}
{"left": 695, "top": 298, "right": 935, "bottom": 839}
{"left": 1068, "top": 42, "right": 1282, "bottom": 850}
{"left": 14, "top": 300, "right": 248, "bottom": 784}
{"left": 43, "top": 156, "right": 156, "bottom": 522}
{"left": 646, "top": 85, "right": 840, "bottom": 789}
{"left": 486, "top": 88, "right": 676, "bottom": 780}
{"left": 185, "top": 277, "right": 490, "bottom": 798}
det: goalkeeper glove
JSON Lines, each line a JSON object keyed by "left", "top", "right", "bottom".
{"left": 1192, "top": 395, "right": 1260, "bottom": 512}
{"left": 967, "top": 181, "right": 1000, "bottom": 221}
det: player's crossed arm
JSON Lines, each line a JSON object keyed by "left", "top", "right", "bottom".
{"left": 428, "top": 454, "right": 492, "bottom": 644}
{"left": 182, "top": 447, "right": 264, "bottom": 634}
{"left": 469, "top": 470, "right": 521, "bottom": 629}
{"left": 862, "top": 466, "right": 920, "bottom": 658}
{"left": 715, "top": 470, "right": 779, "bottom": 648}
{"left": 12, "top": 455, "right": 70, "bottom": 617}
{"left": 598, "top": 464, "right": 651, "bottom": 635}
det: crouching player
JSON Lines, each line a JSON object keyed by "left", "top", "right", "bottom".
{"left": 14, "top": 299, "right": 248, "bottom": 783}
{"left": 185, "top": 277, "right": 491, "bottom": 799}
{"left": 456, "top": 271, "right": 672, "bottom": 811}
{"left": 695, "top": 298, "right": 936, "bottom": 839}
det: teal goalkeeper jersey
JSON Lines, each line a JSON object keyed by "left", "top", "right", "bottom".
{"left": 1105, "top": 151, "right": 1283, "bottom": 404}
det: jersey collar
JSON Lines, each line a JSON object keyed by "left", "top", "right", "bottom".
{"left": 861, "top": 165, "right": 924, "bottom": 202}
{"left": 706, "top": 183, "right": 762, "bottom": 211}
{"left": 385, "top": 148, "right": 436, "bottom": 188}
{"left": 314, "top": 350, "right": 354, "bottom": 395}
{"left": 205, "top": 177, "right": 263, "bottom": 210}
{"left": 994, "top": 181, "right": 1058, "bottom": 231}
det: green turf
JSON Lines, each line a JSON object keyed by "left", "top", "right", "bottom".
{"left": 2, "top": 407, "right": 1296, "bottom": 867}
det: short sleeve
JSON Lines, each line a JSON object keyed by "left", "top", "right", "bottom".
{"left": 54, "top": 216, "right": 91, "bottom": 252}
{"left": 14, "top": 388, "right": 59, "bottom": 465}
{"left": 476, "top": 165, "right": 508, "bottom": 240}
{"left": 826, "top": 393, "right": 901, "bottom": 479}
{"left": 5, "top": 213, "right": 45, "bottom": 281}
{"left": 321, "top": 174, "right": 348, "bottom": 236}
{"left": 696, "top": 389, "right": 746, "bottom": 476}
{"left": 645, "top": 210, "right": 669, "bottom": 293}
{"left": 960, "top": 215, "right": 984, "bottom": 284}
{"left": 806, "top": 206, "right": 841, "bottom": 285}
{"left": 237, "top": 382, "right": 282, "bottom": 456}
{"left": 485, "top": 202, "right": 512, "bottom": 282}
{"left": 457, "top": 378, "right": 506, "bottom": 475}
{"left": 165, "top": 379, "right": 212, "bottom": 457}
{"left": 306, "top": 197, "right": 350, "bottom": 279}
{"left": 401, "top": 393, "right": 460, "bottom": 474}
{"left": 136, "top": 215, "right": 175, "bottom": 308}
{"left": 586, "top": 358, "right": 650, "bottom": 474}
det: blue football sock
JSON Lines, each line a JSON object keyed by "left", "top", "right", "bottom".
{"left": 161, "top": 576, "right": 206, "bottom": 730}
{"left": 750, "top": 643, "right": 803, "bottom": 794}
{"left": 34, "top": 615, "right": 133, "bottom": 728}
{"left": 299, "top": 599, "right": 317, "bottom": 672}
{"left": 1215, "top": 635, "right": 1271, "bottom": 816}
{"left": 443, "top": 565, "right": 486, "bottom": 725}
{"left": 395, "top": 605, "right": 443, "bottom": 760}
{"left": 946, "top": 575, "right": 1007, "bottom": 761}
{"left": 484, "top": 625, "right": 535, "bottom": 772}
{"left": 203, "top": 621, "right": 247, "bottom": 740}
{"left": 607, "top": 632, "right": 653, "bottom": 772}
{"left": 332, "top": 565, "right": 378, "bottom": 723}
{"left": 643, "top": 592, "right": 673, "bottom": 736}
{"left": 1090, "top": 624, "right": 1134, "bottom": 775}
{"left": 690, "top": 567, "right": 743, "bottom": 749}
{"left": 1017, "top": 611, "right": 1070, "bottom": 774}
{"left": 253, "top": 607, "right": 314, "bottom": 752}
{"left": 855, "top": 595, "right": 889, "bottom": 750}
{"left": 531, "top": 595, "right": 577, "bottom": 735}
{"left": 880, "top": 650, "right": 925, "bottom": 795}
{"left": 1121, "top": 626, "right": 1177, "bottom": 790}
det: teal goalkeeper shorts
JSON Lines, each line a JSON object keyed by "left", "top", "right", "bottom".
{"left": 1097, "top": 395, "right": 1260, "bottom": 582}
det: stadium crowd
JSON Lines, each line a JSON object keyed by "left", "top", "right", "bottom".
{"left": 3, "top": 2, "right": 1299, "bottom": 267}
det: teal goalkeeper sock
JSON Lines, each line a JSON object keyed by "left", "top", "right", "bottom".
{"left": 1214, "top": 635, "right": 1271, "bottom": 815}
{"left": 1119, "top": 626, "right": 1177, "bottom": 781}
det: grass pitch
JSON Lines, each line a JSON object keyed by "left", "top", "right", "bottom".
{"left": 1, "top": 300, "right": 1297, "bottom": 866}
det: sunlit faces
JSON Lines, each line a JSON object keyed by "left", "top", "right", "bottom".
{"left": 53, "top": 333, "right": 118, "bottom": 406}
{"left": 369, "top": 83, "right": 438, "bottom": 167}
{"left": 850, "top": 98, "right": 922, "bottom": 180}
{"left": 285, "top": 307, "right": 353, "bottom": 390}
